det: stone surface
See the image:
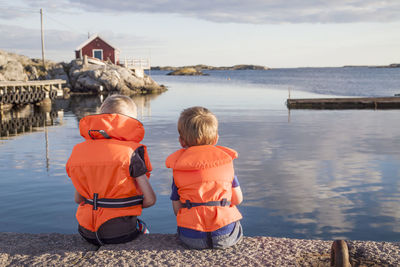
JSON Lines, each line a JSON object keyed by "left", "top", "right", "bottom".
{"left": 0, "top": 49, "right": 166, "bottom": 95}
{"left": 0, "top": 233, "right": 399, "bottom": 266}
{"left": 68, "top": 59, "right": 165, "bottom": 94}
{"left": 0, "top": 60, "right": 28, "bottom": 81}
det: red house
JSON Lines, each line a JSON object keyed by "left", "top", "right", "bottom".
{"left": 75, "top": 34, "right": 120, "bottom": 64}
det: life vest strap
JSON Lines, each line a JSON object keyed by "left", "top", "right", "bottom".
{"left": 183, "top": 198, "right": 230, "bottom": 210}
{"left": 85, "top": 194, "right": 143, "bottom": 210}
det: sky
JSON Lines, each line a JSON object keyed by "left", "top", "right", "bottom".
{"left": 0, "top": 0, "right": 400, "bottom": 68}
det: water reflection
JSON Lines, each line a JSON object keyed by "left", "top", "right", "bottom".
{"left": 0, "top": 104, "right": 63, "bottom": 138}
{"left": 64, "top": 93, "right": 160, "bottom": 122}
{"left": 1, "top": 77, "right": 400, "bottom": 241}
{"left": 219, "top": 110, "right": 400, "bottom": 240}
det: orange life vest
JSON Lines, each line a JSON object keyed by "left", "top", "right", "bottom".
{"left": 66, "top": 113, "right": 152, "bottom": 232}
{"left": 166, "top": 145, "right": 242, "bottom": 232}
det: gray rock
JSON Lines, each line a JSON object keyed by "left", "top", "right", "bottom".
{"left": 68, "top": 59, "right": 165, "bottom": 94}
{"left": 0, "top": 49, "right": 165, "bottom": 96}
{"left": 0, "top": 60, "right": 28, "bottom": 81}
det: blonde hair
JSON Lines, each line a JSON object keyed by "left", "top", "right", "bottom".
{"left": 178, "top": 106, "right": 218, "bottom": 147}
{"left": 100, "top": 94, "right": 137, "bottom": 118}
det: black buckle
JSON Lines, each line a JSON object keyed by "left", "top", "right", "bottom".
{"left": 93, "top": 193, "right": 98, "bottom": 210}
{"left": 220, "top": 198, "right": 227, "bottom": 207}
{"left": 88, "top": 130, "right": 111, "bottom": 140}
{"left": 185, "top": 200, "right": 192, "bottom": 209}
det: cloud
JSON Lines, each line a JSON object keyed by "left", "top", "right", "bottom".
{"left": 0, "top": 24, "right": 160, "bottom": 61}
{"left": 0, "top": 24, "right": 85, "bottom": 50}
{"left": 3, "top": 1, "right": 400, "bottom": 24}
{"left": 0, "top": 24, "right": 86, "bottom": 60}
{"left": 63, "top": 0, "right": 400, "bottom": 24}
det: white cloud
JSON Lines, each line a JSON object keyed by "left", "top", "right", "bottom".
{"left": 63, "top": 0, "right": 400, "bottom": 24}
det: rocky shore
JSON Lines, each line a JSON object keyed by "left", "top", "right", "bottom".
{"left": 0, "top": 233, "right": 398, "bottom": 266}
{"left": 0, "top": 50, "right": 166, "bottom": 95}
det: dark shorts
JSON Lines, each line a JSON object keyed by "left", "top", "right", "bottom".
{"left": 79, "top": 216, "right": 140, "bottom": 246}
{"left": 178, "top": 221, "right": 243, "bottom": 250}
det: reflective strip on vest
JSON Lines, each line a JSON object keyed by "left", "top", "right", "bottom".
{"left": 85, "top": 194, "right": 143, "bottom": 209}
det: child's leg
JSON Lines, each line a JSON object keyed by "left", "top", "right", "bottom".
{"left": 177, "top": 233, "right": 209, "bottom": 249}
{"left": 211, "top": 221, "right": 243, "bottom": 249}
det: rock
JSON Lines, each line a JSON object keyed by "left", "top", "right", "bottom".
{"left": 68, "top": 59, "right": 166, "bottom": 94}
{"left": 0, "top": 49, "right": 166, "bottom": 96}
{"left": 0, "top": 60, "right": 28, "bottom": 81}
{"left": 45, "top": 63, "right": 69, "bottom": 82}
{"left": 167, "top": 67, "right": 208, "bottom": 76}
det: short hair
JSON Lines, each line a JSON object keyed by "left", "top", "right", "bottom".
{"left": 100, "top": 94, "right": 137, "bottom": 117}
{"left": 178, "top": 106, "right": 218, "bottom": 147}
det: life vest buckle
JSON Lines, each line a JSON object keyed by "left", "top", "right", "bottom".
{"left": 185, "top": 200, "right": 192, "bottom": 209}
{"left": 220, "top": 198, "right": 227, "bottom": 207}
{"left": 93, "top": 193, "right": 98, "bottom": 210}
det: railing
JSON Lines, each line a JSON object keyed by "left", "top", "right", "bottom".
{"left": 123, "top": 58, "right": 150, "bottom": 70}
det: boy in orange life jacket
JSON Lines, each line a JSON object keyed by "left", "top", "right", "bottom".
{"left": 66, "top": 94, "right": 156, "bottom": 246}
{"left": 166, "top": 106, "right": 243, "bottom": 249}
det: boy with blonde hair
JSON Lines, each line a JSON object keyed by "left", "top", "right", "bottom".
{"left": 67, "top": 94, "right": 156, "bottom": 246}
{"left": 166, "top": 106, "right": 243, "bottom": 249}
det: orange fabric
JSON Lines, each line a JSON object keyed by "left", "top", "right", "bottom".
{"left": 66, "top": 113, "right": 152, "bottom": 232}
{"left": 166, "top": 145, "right": 242, "bottom": 232}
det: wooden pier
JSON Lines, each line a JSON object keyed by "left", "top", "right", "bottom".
{"left": 0, "top": 79, "right": 66, "bottom": 109}
{"left": 286, "top": 96, "right": 400, "bottom": 109}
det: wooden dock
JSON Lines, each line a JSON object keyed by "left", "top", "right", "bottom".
{"left": 286, "top": 96, "right": 400, "bottom": 109}
{"left": 0, "top": 79, "right": 66, "bottom": 109}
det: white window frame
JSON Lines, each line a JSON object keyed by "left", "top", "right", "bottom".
{"left": 92, "top": 49, "right": 103, "bottom": 60}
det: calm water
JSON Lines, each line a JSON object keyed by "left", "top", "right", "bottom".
{"left": 1, "top": 68, "right": 400, "bottom": 241}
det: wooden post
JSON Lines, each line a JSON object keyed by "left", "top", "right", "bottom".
{"left": 40, "top": 8, "right": 46, "bottom": 70}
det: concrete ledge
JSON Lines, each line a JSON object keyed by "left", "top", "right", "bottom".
{"left": 1, "top": 233, "right": 399, "bottom": 266}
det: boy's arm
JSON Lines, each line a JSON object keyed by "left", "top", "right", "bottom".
{"left": 74, "top": 190, "right": 85, "bottom": 204}
{"left": 130, "top": 148, "right": 156, "bottom": 208}
{"left": 170, "top": 178, "right": 182, "bottom": 215}
{"left": 231, "top": 186, "right": 243, "bottom": 206}
{"left": 172, "top": 200, "right": 183, "bottom": 216}
{"left": 136, "top": 174, "right": 156, "bottom": 208}
{"left": 231, "top": 175, "right": 243, "bottom": 206}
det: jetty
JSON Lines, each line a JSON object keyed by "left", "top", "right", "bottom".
{"left": 286, "top": 96, "right": 400, "bottom": 109}
{"left": 0, "top": 233, "right": 398, "bottom": 266}
{"left": 0, "top": 79, "right": 65, "bottom": 110}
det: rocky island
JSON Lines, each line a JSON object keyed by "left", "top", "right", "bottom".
{"left": 0, "top": 50, "right": 166, "bottom": 95}
{"left": 153, "top": 64, "right": 269, "bottom": 72}
{"left": 167, "top": 67, "right": 208, "bottom": 76}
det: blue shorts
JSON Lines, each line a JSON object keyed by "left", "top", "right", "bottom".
{"left": 178, "top": 221, "right": 243, "bottom": 249}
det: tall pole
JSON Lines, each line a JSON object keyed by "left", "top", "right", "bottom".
{"left": 40, "top": 8, "right": 46, "bottom": 70}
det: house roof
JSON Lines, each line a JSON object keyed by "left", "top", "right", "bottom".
{"left": 75, "top": 34, "right": 120, "bottom": 52}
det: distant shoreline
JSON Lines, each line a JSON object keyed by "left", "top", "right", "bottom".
{"left": 151, "top": 63, "right": 400, "bottom": 70}
{"left": 151, "top": 64, "right": 269, "bottom": 71}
